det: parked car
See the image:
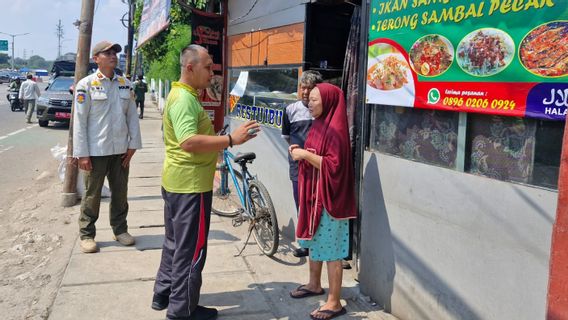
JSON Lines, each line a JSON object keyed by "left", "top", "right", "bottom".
{"left": 10, "top": 72, "right": 26, "bottom": 81}
{"left": 0, "top": 72, "right": 10, "bottom": 84}
{"left": 36, "top": 76, "right": 74, "bottom": 127}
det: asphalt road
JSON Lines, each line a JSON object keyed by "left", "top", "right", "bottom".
{"left": 0, "top": 81, "right": 69, "bottom": 210}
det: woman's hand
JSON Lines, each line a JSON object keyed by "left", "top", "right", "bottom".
{"left": 289, "top": 146, "right": 321, "bottom": 169}
{"left": 288, "top": 144, "right": 299, "bottom": 155}
{"left": 289, "top": 144, "right": 305, "bottom": 161}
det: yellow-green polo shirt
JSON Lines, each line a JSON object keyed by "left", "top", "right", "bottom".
{"left": 162, "top": 82, "right": 217, "bottom": 193}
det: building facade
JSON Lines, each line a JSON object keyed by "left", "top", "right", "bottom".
{"left": 224, "top": 1, "right": 566, "bottom": 319}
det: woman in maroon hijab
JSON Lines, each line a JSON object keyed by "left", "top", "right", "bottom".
{"left": 288, "top": 83, "right": 357, "bottom": 319}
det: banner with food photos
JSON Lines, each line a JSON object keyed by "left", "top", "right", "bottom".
{"left": 191, "top": 8, "right": 224, "bottom": 131}
{"left": 366, "top": 0, "right": 568, "bottom": 120}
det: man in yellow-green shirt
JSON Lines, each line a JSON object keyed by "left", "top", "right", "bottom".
{"left": 152, "top": 44, "right": 259, "bottom": 320}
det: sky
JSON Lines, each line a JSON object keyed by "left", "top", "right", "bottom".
{"left": 0, "top": 0, "right": 129, "bottom": 60}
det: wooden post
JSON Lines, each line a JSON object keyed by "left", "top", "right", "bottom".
{"left": 547, "top": 119, "right": 568, "bottom": 319}
{"left": 61, "top": 0, "right": 95, "bottom": 207}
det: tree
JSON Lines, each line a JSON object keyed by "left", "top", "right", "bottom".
{"left": 14, "top": 57, "right": 26, "bottom": 68}
{"left": 28, "top": 55, "right": 49, "bottom": 69}
{"left": 134, "top": 0, "right": 215, "bottom": 80}
{"left": 0, "top": 53, "right": 9, "bottom": 64}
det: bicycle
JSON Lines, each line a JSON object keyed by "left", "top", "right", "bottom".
{"left": 212, "top": 124, "right": 279, "bottom": 257}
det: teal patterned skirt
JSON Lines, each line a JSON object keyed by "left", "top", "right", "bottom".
{"left": 298, "top": 208, "right": 349, "bottom": 262}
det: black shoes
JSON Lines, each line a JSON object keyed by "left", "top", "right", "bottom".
{"left": 152, "top": 293, "right": 169, "bottom": 311}
{"left": 293, "top": 248, "right": 309, "bottom": 257}
{"left": 190, "top": 306, "right": 218, "bottom": 320}
{"left": 166, "top": 305, "right": 218, "bottom": 320}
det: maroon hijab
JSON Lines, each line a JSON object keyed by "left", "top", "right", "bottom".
{"left": 296, "top": 83, "right": 357, "bottom": 240}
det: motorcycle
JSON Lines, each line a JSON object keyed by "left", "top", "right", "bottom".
{"left": 6, "top": 90, "right": 23, "bottom": 112}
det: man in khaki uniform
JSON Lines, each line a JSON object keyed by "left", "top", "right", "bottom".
{"left": 73, "top": 41, "right": 142, "bottom": 253}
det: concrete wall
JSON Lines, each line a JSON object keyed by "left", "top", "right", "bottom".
{"left": 359, "top": 151, "right": 557, "bottom": 320}
{"left": 225, "top": 117, "right": 299, "bottom": 241}
{"left": 228, "top": 0, "right": 307, "bottom": 36}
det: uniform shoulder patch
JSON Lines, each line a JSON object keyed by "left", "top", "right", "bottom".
{"left": 76, "top": 93, "right": 86, "bottom": 104}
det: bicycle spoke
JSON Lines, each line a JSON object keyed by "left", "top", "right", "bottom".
{"left": 248, "top": 180, "right": 279, "bottom": 256}
{"left": 212, "top": 169, "right": 243, "bottom": 217}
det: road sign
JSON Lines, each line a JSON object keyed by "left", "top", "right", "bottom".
{"left": 0, "top": 40, "right": 7, "bottom": 51}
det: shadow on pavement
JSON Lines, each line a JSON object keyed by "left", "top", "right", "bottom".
{"left": 200, "top": 281, "right": 373, "bottom": 320}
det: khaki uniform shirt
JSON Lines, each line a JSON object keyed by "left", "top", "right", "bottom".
{"left": 72, "top": 70, "right": 142, "bottom": 157}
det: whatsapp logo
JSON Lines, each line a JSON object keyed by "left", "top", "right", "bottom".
{"left": 427, "top": 88, "right": 441, "bottom": 104}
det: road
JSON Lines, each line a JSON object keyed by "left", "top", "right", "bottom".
{"left": 0, "top": 82, "right": 69, "bottom": 210}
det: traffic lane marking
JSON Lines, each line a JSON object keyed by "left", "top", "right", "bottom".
{"left": 0, "top": 145, "right": 14, "bottom": 154}
{"left": 0, "top": 124, "right": 38, "bottom": 141}
{"left": 7, "top": 128, "right": 26, "bottom": 136}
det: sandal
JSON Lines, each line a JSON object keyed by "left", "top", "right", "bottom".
{"left": 289, "top": 284, "right": 325, "bottom": 299}
{"left": 310, "top": 307, "right": 347, "bottom": 319}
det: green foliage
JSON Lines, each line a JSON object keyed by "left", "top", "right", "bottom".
{"left": 0, "top": 53, "right": 9, "bottom": 64}
{"left": 191, "top": 0, "right": 208, "bottom": 9}
{"left": 146, "top": 24, "right": 191, "bottom": 81}
{"left": 134, "top": 0, "right": 212, "bottom": 80}
{"left": 27, "top": 55, "right": 50, "bottom": 69}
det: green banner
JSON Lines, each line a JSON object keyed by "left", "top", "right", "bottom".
{"left": 0, "top": 40, "right": 8, "bottom": 51}
{"left": 367, "top": 0, "right": 568, "bottom": 120}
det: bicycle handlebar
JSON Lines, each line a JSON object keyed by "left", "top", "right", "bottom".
{"left": 218, "top": 124, "right": 229, "bottom": 136}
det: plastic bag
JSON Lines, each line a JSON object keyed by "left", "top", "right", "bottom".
{"left": 51, "top": 144, "right": 111, "bottom": 198}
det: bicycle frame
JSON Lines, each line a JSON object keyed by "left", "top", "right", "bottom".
{"left": 219, "top": 149, "right": 255, "bottom": 219}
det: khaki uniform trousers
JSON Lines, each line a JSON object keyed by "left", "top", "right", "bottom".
{"left": 79, "top": 154, "right": 129, "bottom": 240}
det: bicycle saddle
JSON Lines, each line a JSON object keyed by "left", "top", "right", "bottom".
{"left": 233, "top": 152, "right": 256, "bottom": 163}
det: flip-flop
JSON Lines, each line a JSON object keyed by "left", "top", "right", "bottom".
{"left": 289, "top": 284, "right": 325, "bottom": 299}
{"left": 310, "top": 307, "right": 347, "bottom": 320}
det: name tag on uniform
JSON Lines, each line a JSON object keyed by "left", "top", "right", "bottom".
{"left": 90, "top": 79, "right": 107, "bottom": 100}
{"left": 91, "top": 87, "right": 108, "bottom": 101}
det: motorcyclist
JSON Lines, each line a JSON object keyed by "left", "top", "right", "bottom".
{"left": 7, "top": 77, "right": 22, "bottom": 111}
{"left": 9, "top": 77, "right": 21, "bottom": 92}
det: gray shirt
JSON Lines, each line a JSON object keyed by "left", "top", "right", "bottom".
{"left": 281, "top": 101, "right": 313, "bottom": 181}
{"left": 72, "top": 70, "right": 142, "bottom": 157}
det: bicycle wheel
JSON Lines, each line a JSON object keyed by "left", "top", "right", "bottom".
{"left": 248, "top": 180, "right": 279, "bottom": 256}
{"left": 212, "top": 169, "right": 243, "bottom": 217}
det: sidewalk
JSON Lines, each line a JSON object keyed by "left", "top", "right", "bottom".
{"left": 48, "top": 104, "right": 397, "bottom": 320}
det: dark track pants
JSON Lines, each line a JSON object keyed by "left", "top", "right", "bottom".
{"left": 292, "top": 179, "right": 299, "bottom": 211}
{"left": 154, "top": 189, "right": 212, "bottom": 319}
{"left": 136, "top": 100, "right": 144, "bottom": 118}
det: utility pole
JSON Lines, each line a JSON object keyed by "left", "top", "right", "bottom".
{"left": 125, "top": 0, "right": 135, "bottom": 78}
{"left": 61, "top": 0, "right": 95, "bottom": 207}
{"left": 547, "top": 120, "right": 568, "bottom": 318}
{"left": 0, "top": 32, "right": 30, "bottom": 70}
{"left": 56, "top": 19, "right": 65, "bottom": 59}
